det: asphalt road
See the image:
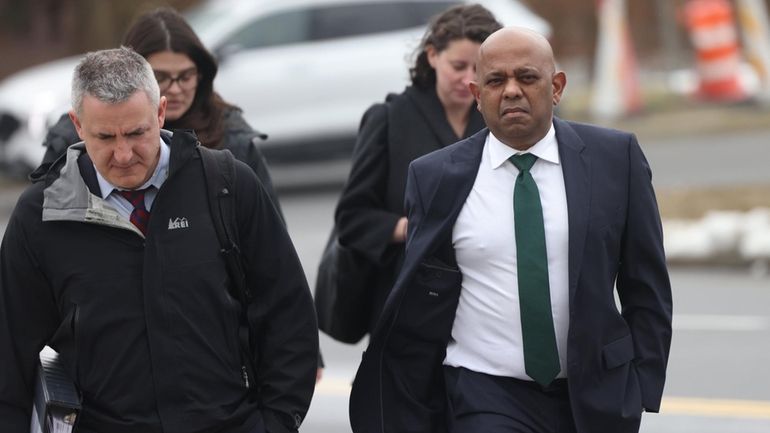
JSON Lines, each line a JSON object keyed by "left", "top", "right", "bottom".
{"left": 638, "top": 129, "right": 770, "bottom": 189}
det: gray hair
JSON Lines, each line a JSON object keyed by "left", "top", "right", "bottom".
{"left": 71, "top": 46, "right": 160, "bottom": 115}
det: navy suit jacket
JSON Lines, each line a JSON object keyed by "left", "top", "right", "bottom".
{"left": 349, "top": 118, "right": 672, "bottom": 433}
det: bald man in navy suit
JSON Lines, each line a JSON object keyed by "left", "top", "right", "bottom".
{"left": 349, "top": 27, "right": 672, "bottom": 433}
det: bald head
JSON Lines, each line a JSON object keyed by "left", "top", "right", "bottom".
{"left": 469, "top": 26, "right": 566, "bottom": 150}
{"left": 477, "top": 27, "right": 556, "bottom": 80}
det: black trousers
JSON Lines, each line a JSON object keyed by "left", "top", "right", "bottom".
{"left": 443, "top": 366, "right": 577, "bottom": 433}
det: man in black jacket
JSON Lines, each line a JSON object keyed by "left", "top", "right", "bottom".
{"left": 0, "top": 47, "right": 318, "bottom": 433}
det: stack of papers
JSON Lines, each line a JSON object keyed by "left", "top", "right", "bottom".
{"left": 30, "top": 346, "right": 81, "bottom": 433}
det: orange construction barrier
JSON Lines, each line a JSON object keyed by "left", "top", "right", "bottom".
{"left": 683, "top": 0, "right": 747, "bottom": 101}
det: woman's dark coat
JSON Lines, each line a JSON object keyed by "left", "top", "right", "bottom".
{"left": 334, "top": 85, "right": 485, "bottom": 330}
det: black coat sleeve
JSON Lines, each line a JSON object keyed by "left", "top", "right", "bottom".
{"left": 234, "top": 136, "right": 284, "bottom": 223}
{"left": 0, "top": 187, "right": 60, "bottom": 431}
{"left": 335, "top": 103, "right": 402, "bottom": 264}
{"left": 233, "top": 162, "right": 318, "bottom": 432}
{"left": 221, "top": 112, "right": 284, "bottom": 224}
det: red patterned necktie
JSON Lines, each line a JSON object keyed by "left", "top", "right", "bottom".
{"left": 116, "top": 188, "right": 152, "bottom": 235}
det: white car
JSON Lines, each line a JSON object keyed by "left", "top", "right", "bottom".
{"left": 0, "top": 0, "right": 550, "bottom": 175}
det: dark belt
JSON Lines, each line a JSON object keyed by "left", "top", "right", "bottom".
{"left": 508, "top": 376, "right": 569, "bottom": 397}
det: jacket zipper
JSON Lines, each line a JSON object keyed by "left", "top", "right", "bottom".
{"left": 72, "top": 304, "right": 81, "bottom": 384}
{"left": 242, "top": 365, "right": 250, "bottom": 389}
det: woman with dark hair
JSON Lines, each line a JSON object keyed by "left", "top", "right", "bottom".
{"left": 333, "top": 4, "right": 502, "bottom": 332}
{"left": 39, "top": 7, "right": 280, "bottom": 211}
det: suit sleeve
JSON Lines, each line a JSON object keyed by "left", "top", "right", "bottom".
{"left": 0, "top": 193, "right": 59, "bottom": 431}
{"left": 615, "top": 135, "right": 672, "bottom": 413}
{"left": 335, "top": 103, "right": 402, "bottom": 264}
{"left": 234, "top": 163, "right": 319, "bottom": 432}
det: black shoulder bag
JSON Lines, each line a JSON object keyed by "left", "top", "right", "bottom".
{"left": 314, "top": 228, "right": 374, "bottom": 344}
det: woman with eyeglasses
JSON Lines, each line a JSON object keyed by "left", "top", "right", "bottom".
{"left": 38, "top": 7, "right": 280, "bottom": 213}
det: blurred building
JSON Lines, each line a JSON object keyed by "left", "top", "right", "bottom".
{"left": 1, "top": 0, "right": 768, "bottom": 80}
{"left": 521, "top": 0, "right": 696, "bottom": 68}
{"left": 0, "top": 0, "right": 201, "bottom": 80}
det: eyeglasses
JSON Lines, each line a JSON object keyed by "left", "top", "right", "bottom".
{"left": 154, "top": 68, "right": 199, "bottom": 92}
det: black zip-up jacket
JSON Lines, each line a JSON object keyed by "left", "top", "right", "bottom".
{"left": 0, "top": 130, "right": 318, "bottom": 433}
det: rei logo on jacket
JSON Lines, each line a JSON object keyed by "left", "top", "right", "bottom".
{"left": 168, "top": 217, "right": 189, "bottom": 230}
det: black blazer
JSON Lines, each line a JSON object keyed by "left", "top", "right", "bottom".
{"left": 335, "top": 86, "right": 484, "bottom": 330}
{"left": 349, "top": 118, "right": 672, "bottom": 433}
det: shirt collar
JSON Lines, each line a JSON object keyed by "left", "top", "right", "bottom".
{"left": 488, "top": 122, "right": 559, "bottom": 170}
{"left": 96, "top": 136, "right": 170, "bottom": 199}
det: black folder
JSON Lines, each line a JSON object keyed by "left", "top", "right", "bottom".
{"left": 30, "top": 346, "right": 81, "bottom": 433}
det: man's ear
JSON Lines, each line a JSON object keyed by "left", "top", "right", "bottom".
{"left": 68, "top": 110, "right": 84, "bottom": 140}
{"left": 157, "top": 95, "right": 167, "bottom": 129}
{"left": 552, "top": 71, "right": 567, "bottom": 106}
{"left": 469, "top": 81, "right": 481, "bottom": 110}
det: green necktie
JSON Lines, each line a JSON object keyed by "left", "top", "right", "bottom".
{"left": 510, "top": 153, "right": 560, "bottom": 387}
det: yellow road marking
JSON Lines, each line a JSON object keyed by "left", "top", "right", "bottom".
{"left": 663, "top": 396, "right": 770, "bottom": 420}
{"left": 314, "top": 381, "right": 770, "bottom": 421}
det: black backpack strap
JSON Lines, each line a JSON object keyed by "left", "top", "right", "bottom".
{"left": 198, "top": 145, "right": 256, "bottom": 388}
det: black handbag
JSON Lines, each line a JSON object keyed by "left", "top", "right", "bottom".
{"left": 314, "top": 228, "right": 373, "bottom": 344}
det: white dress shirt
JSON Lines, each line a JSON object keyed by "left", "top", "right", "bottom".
{"left": 96, "top": 137, "right": 170, "bottom": 220}
{"left": 444, "top": 123, "right": 570, "bottom": 380}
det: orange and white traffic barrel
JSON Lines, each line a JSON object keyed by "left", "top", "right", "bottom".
{"left": 683, "top": 0, "right": 747, "bottom": 101}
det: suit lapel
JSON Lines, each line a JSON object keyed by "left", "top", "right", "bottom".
{"left": 373, "top": 130, "right": 486, "bottom": 341}
{"left": 400, "top": 130, "right": 487, "bottom": 279}
{"left": 424, "top": 143, "right": 481, "bottom": 239}
{"left": 554, "top": 118, "right": 591, "bottom": 298}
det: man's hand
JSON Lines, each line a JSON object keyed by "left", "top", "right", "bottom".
{"left": 392, "top": 217, "right": 408, "bottom": 243}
